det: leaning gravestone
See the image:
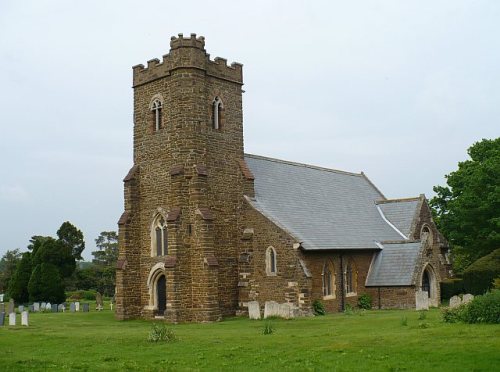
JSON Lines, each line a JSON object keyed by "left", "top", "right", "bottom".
{"left": 9, "top": 312, "right": 16, "bottom": 326}
{"left": 8, "top": 298, "right": 15, "bottom": 314}
{"left": 0, "top": 312, "right": 5, "bottom": 326}
{"left": 95, "top": 292, "right": 103, "bottom": 311}
{"left": 21, "top": 311, "right": 29, "bottom": 326}
{"left": 51, "top": 304, "right": 58, "bottom": 313}
{"left": 462, "top": 294, "right": 474, "bottom": 305}
{"left": 70, "top": 303, "right": 76, "bottom": 312}
{"left": 449, "top": 295, "right": 462, "bottom": 309}
{"left": 415, "top": 290, "right": 429, "bottom": 310}
{"left": 83, "top": 303, "right": 89, "bottom": 312}
{"left": 264, "top": 301, "right": 280, "bottom": 318}
{"left": 34, "top": 302, "right": 40, "bottom": 312}
{"left": 75, "top": 302, "right": 80, "bottom": 312}
{"left": 247, "top": 301, "right": 261, "bottom": 320}
{"left": 18, "top": 305, "right": 24, "bottom": 313}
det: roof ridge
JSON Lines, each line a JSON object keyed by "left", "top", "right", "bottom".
{"left": 244, "top": 153, "right": 363, "bottom": 177}
{"left": 376, "top": 196, "right": 421, "bottom": 204}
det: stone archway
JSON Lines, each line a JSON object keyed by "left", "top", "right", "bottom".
{"left": 420, "top": 264, "right": 438, "bottom": 307}
{"left": 146, "top": 263, "right": 167, "bottom": 314}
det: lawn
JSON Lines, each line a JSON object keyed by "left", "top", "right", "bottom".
{"left": 0, "top": 308, "right": 498, "bottom": 371}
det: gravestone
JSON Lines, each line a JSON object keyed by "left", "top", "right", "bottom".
{"left": 58, "top": 304, "right": 65, "bottom": 312}
{"left": 83, "top": 303, "right": 89, "bottom": 312}
{"left": 70, "top": 302, "right": 76, "bottom": 312}
{"left": 34, "top": 302, "right": 40, "bottom": 312}
{"left": 18, "top": 305, "right": 24, "bottom": 313}
{"left": 0, "top": 293, "right": 4, "bottom": 302}
{"left": 449, "top": 295, "right": 462, "bottom": 308}
{"left": 0, "top": 303, "right": 4, "bottom": 313}
{"left": 75, "top": 302, "right": 80, "bottom": 312}
{"left": 8, "top": 298, "right": 15, "bottom": 314}
{"left": 0, "top": 312, "right": 5, "bottom": 326}
{"left": 247, "top": 301, "right": 261, "bottom": 320}
{"left": 9, "top": 312, "right": 16, "bottom": 326}
{"left": 278, "top": 303, "right": 294, "bottom": 319}
{"left": 51, "top": 304, "right": 58, "bottom": 313}
{"left": 21, "top": 311, "right": 29, "bottom": 326}
{"left": 29, "top": 305, "right": 34, "bottom": 312}
{"left": 415, "top": 290, "right": 429, "bottom": 310}
{"left": 462, "top": 294, "right": 474, "bottom": 305}
{"left": 41, "top": 302, "right": 46, "bottom": 310}
{"left": 264, "top": 301, "right": 280, "bottom": 318}
{"left": 95, "top": 292, "right": 103, "bottom": 311}
{"left": 45, "top": 302, "right": 51, "bottom": 311}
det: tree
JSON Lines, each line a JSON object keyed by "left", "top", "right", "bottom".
{"left": 0, "top": 249, "right": 22, "bottom": 293}
{"left": 92, "top": 231, "right": 119, "bottom": 296}
{"left": 430, "top": 138, "right": 500, "bottom": 269}
{"left": 32, "top": 237, "right": 76, "bottom": 279}
{"left": 57, "top": 221, "right": 85, "bottom": 261}
{"left": 28, "top": 262, "right": 65, "bottom": 303}
{"left": 7, "top": 252, "right": 32, "bottom": 303}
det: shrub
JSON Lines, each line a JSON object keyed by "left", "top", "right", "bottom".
{"left": 462, "top": 249, "right": 500, "bottom": 295}
{"left": 442, "top": 290, "right": 500, "bottom": 324}
{"left": 312, "top": 300, "right": 326, "bottom": 316}
{"left": 262, "top": 321, "right": 274, "bottom": 335}
{"left": 82, "top": 290, "right": 97, "bottom": 301}
{"left": 358, "top": 293, "right": 372, "bottom": 310}
{"left": 147, "top": 323, "right": 177, "bottom": 343}
{"left": 400, "top": 316, "right": 408, "bottom": 326}
{"left": 418, "top": 310, "right": 427, "bottom": 320}
{"left": 344, "top": 303, "right": 354, "bottom": 315}
{"left": 440, "top": 279, "right": 465, "bottom": 300}
{"left": 442, "top": 305, "right": 468, "bottom": 323}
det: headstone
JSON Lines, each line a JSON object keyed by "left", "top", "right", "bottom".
{"left": 21, "top": 311, "right": 29, "bottom": 326}
{"left": 51, "top": 304, "right": 58, "bottom": 313}
{"left": 45, "top": 302, "right": 51, "bottom": 311}
{"left": 0, "top": 303, "right": 5, "bottom": 313}
{"left": 0, "top": 293, "right": 4, "bottom": 302}
{"left": 34, "top": 302, "right": 40, "bottom": 312}
{"left": 0, "top": 312, "right": 5, "bottom": 326}
{"left": 247, "top": 301, "right": 261, "bottom": 320}
{"left": 29, "top": 305, "right": 34, "bottom": 312}
{"left": 278, "top": 303, "right": 294, "bottom": 319}
{"left": 58, "top": 304, "right": 65, "bottom": 312}
{"left": 8, "top": 298, "right": 15, "bottom": 314}
{"left": 9, "top": 312, "right": 16, "bottom": 326}
{"left": 110, "top": 303, "right": 113, "bottom": 310}
{"left": 41, "top": 302, "right": 46, "bottom": 310}
{"left": 95, "top": 292, "right": 103, "bottom": 311}
{"left": 264, "top": 301, "right": 280, "bottom": 318}
{"left": 70, "top": 303, "right": 76, "bottom": 312}
{"left": 75, "top": 302, "right": 80, "bottom": 312}
{"left": 18, "top": 305, "right": 24, "bottom": 313}
{"left": 462, "top": 294, "right": 474, "bottom": 304}
{"left": 415, "top": 290, "right": 429, "bottom": 310}
{"left": 83, "top": 303, "right": 89, "bottom": 312}
{"left": 449, "top": 295, "right": 462, "bottom": 308}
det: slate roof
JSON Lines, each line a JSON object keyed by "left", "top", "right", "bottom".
{"left": 244, "top": 154, "right": 407, "bottom": 250}
{"left": 365, "top": 241, "right": 422, "bottom": 286}
{"left": 376, "top": 199, "right": 420, "bottom": 238}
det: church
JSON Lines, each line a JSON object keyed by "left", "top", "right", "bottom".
{"left": 115, "top": 34, "right": 452, "bottom": 322}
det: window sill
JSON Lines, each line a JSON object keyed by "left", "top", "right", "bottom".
{"left": 323, "top": 295, "right": 336, "bottom": 301}
{"left": 345, "top": 292, "right": 357, "bottom": 298}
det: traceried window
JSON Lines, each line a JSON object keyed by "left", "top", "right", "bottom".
{"left": 344, "top": 259, "right": 357, "bottom": 295}
{"left": 212, "top": 97, "right": 223, "bottom": 130}
{"left": 322, "top": 261, "right": 335, "bottom": 298}
{"left": 152, "top": 215, "right": 168, "bottom": 256}
{"left": 266, "top": 246, "right": 277, "bottom": 276}
{"left": 151, "top": 99, "right": 163, "bottom": 131}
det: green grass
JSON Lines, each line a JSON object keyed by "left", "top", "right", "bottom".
{"left": 0, "top": 308, "right": 499, "bottom": 371}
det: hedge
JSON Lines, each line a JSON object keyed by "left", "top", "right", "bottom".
{"left": 440, "top": 279, "right": 464, "bottom": 300}
{"left": 462, "top": 248, "right": 500, "bottom": 295}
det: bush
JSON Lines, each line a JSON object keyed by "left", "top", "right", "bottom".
{"left": 400, "top": 316, "right": 408, "bottom": 326}
{"left": 312, "top": 300, "right": 326, "bottom": 315}
{"left": 462, "top": 249, "right": 500, "bottom": 295}
{"left": 147, "top": 323, "right": 177, "bottom": 343}
{"left": 358, "top": 293, "right": 372, "bottom": 310}
{"left": 344, "top": 303, "right": 354, "bottom": 315}
{"left": 442, "top": 290, "right": 500, "bottom": 324}
{"left": 262, "top": 321, "right": 274, "bottom": 335}
{"left": 440, "top": 279, "right": 465, "bottom": 300}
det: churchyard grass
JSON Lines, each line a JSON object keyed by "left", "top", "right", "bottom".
{"left": 0, "top": 308, "right": 498, "bottom": 371}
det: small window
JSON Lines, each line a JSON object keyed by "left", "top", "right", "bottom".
{"left": 344, "top": 259, "right": 357, "bottom": 295}
{"left": 212, "top": 97, "right": 223, "bottom": 130}
{"left": 266, "top": 246, "right": 277, "bottom": 276}
{"left": 322, "top": 261, "right": 336, "bottom": 298}
{"left": 151, "top": 99, "right": 163, "bottom": 131}
{"left": 152, "top": 215, "right": 168, "bottom": 256}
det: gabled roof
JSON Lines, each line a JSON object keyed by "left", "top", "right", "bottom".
{"left": 376, "top": 198, "right": 421, "bottom": 238}
{"left": 244, "top": 154, "right": 406, "bottom": 250}
{"left": 365, "top": 241, "right": 422, "bottom": 286}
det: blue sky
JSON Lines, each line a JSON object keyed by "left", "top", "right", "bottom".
{"left": 0, "top": 0, "right": 498, "bottom": 260}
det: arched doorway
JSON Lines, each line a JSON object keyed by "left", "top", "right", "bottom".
{"left": 422, "top": 270, "right": 431, "bottom": 297}
{"left": 156, "top": 275, "right": 166, "bottom": 316}
{"left": 421, "top": 265, "right": 439, "bottom": 307}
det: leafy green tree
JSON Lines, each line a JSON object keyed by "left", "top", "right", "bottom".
{"left": 430, "top": 138, "right": 500, "bottom": 269}
{"left": 7, "top": 252, "right": 32, "bottom": 303}
{"left": 32, "top": 237, "right": 76, "bottom": 278}
{"left": 57, "top": 221, "right": 85, "bottom": 261}
{"left": 0, "top": 249, "right": 22, "bottom": 293}
{"left": 92, "top": 231, "right": 119, "bottom": 296}
{"left": 28, "top": 262, "right": 65, "bottom": 303}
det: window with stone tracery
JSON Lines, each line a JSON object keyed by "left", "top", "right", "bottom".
{"left": 266, "top": 246, "right": 277, "bottom": 276}
{"left": 151, "top": 98, "right": 163, "bottom": 131}
{"left": 322, "top": 261, "right": 336, "bottom": 298}
{"left": 152, "top": 215, "right": 168, "bottom": 256}
{"left": 344, "top": 259, "right": 357, "bottom": 295}
{"left": 212, "top": 96, "right": 223, "bottom": 130}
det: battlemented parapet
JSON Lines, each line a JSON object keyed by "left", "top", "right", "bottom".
{"left": 132, "top": 33, "right": 243, "bottom": 87}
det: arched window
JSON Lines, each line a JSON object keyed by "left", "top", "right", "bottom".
{"left": 266, "top": 246, "right": 277, "bottom": 276}
{"left": 212, "top": 97, "right": 223, "bottom": 130}
{"left": 322, "top": 261, "right": 336, "bottom": 298}
{"left": 152, "top": 215, "right": 168, "bottom": 256}
{"left": 344, "top": 259, "right": 357, "bottom": 295}
{"left": 151, "top": 99, "right": 163, "bottom": 131}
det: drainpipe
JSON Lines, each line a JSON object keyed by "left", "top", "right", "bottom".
{"left": 378, "top": 287, "right": 381, "bottom": 309}
{"left": 339, "top": 254, "right": 345, "bottom": 312}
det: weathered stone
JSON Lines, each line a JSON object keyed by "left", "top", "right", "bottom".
{"left": 51, "top": 304, "right": 58, "bottom": 313}
{"left": 8, "top": 298, "right": 14, "bottom": 314}
{"left": 45, "top": 302, "right": 51, "bottom": 311}
{"left": 21, "top": 311, "right": 29, "bottom": 326}
{"left": 95, "top": 292, "right": 103, "bottom": 311}
{"left": 9, "top": 312, "right": 16, "bottom": 326}
{"left": 0, "top": 312, "right": 4, "bottom": 326}
{"left": 449, "top": 295, "right": 462, "bottom": 309}
{"left": 70, "top": 303, "right": 76, "bottom": 312}
{"left": 0, "top": 303, "right": 5, "bottom": 313}
{"left": 264, "top": 301, "right": 280, "bottom": 318}
{"left": 83, "top": 303, "right": 89, "bottom": 312}
{"left": 18, "top": 305, "right": 24, "bottom": 313}
{"left": 58, "top": 304, "right": 65, "bottom": 312}
{"left": 415, "top": 291, "right": 429, "bottom": 310}
{"left": 462, "top": 294, "right": 474, "bottom": 305}
{"left": 75, "top": 302, "right": 80, "bottom": 312}
{"left": 247, "top": 301, "right": 260, "bottom": 320}
{"left": 33, "top": 302, "right": 40, "bottom": 312}
{"left": 29, "top": 305, "right": 34, "bottom": 312}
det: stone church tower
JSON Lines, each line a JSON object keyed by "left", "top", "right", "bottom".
{"left": 115, "top": 34, "right": 245, "bottom": 322}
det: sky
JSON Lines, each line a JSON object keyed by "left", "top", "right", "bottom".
{"left": 0, "top": 0, "right": 498, "bottom": 261}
